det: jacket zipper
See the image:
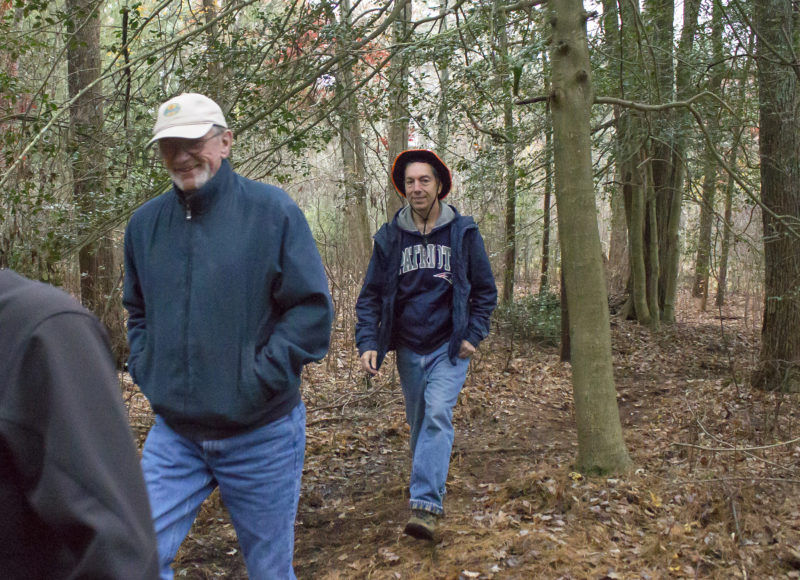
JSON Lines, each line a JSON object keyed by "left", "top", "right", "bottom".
{"left": 184, "top": 206, "right": 193, "bottom": 405}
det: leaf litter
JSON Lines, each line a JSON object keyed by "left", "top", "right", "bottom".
{"left": 123, "top": 292, "right": 800, "bottom": 578}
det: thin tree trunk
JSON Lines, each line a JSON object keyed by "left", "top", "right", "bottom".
{"left": 626, "top": 147, "right": 651, "bottom": 325}
{"left": 601, "top": 0, "right": 627, "bottom": 296}
{"left": 540, "top": 109, "right": 553, "bottom": 295}
{"left": 386, "top": 0, "right": 411, "bottom": 220}
{"left": 548, "top": 0, "right": 632, "bottom": 473}
{"left": 66, "top": 0, "right": 122, "bottom": 361}
{"left": 617, "top": 0, "right": 648, "bottom": 322}
{"left": 692, "top": 1, "right": 724, "bottom": 306}
{"left": 337, "top": 0, "right": 371, "bottom": 274}
{"left": 716, "top": 129, "right": 742, "bottom": 308}
{"left": 497, "top": 1, "right": 517, "bottom": 305}
{"left": 436, "top": 0, "right": 450, "bottom": 150}
{"left": 645, "top": 161, "right": 660, "bottom": 329}
{"left": 560, "top": 269, "right": 570, "bottom": 362}
{"left": 648, "top": 0, "right": 700, "bottom": 322}
{"left": 693, "top": 148, "right": 718, "bottom": 307}
{"left": 203, "top": 0, "right": 226, "bottom": 107}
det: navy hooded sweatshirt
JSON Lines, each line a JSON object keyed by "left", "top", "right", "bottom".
{"left": 355, "top": 203, "right": 497, "bottom": 370}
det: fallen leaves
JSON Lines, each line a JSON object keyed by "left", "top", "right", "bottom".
{"left": 123, "top": 293, "right": 800, "bottom": 579}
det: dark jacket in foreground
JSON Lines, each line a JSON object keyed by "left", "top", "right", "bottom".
{"left": 355, "top": 204, "right": 497, "bottom": 370}
{"left": 123, "top": 160, "right": 333, "bottom": 440}
{"left": 0, "top": 269, "right": 158, "bottom": 579}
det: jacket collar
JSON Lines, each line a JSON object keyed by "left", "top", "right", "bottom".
{"left": 173, "top": 159, "right": 233, "bottom": 216}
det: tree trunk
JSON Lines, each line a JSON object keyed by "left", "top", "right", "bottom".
{"left": 540, "top": 107, "right": 553, "bottom": 296}
{"left": 617, "top": 0, "right": 649, "bottom": 323}
{"left": 648, "top": 0, "right": 700, "bottom": 322}
{"left": 645, "top": 0, "right": 675, "bottom": 319}
{"left": 716, "top": 129, "right": 742, "bottom": 309}
{"left": 692, "top": 147, "right": 718, "bottom": 307}
{"left": 625, "top": 146, "right": 651, "bottom": 325}
{"left": 601, "top": 0, "right": 627, "bottom": 296}
{"left": 692, "top": 0, "right": 723, "bottom": 308}
{"left": 548, "top": 0, "right": 632, "bottom": 473}
{"left": 436, "top": 0, "right": 450, "bottom": 150}
{"left": 66, "top": 0, "right": 122, "bottom": 362}
{"left": 497, "top": 2, "right": 517, "bottom": 305}
{"left": 645, "top": 161, "right": 660, "bottom": 329}
{"left": 386, "top": 0, "right": 411, "bottom": 220}
{"left": 203, "top": 0, "right": 226, "bottom": 107}
{"left": 559, "top": 269, "right": 570, "bottom": 362}
{"left": 337, "top": 0, "right": 371, "bottom": 275}
{"left": 752, "top": 0, "right": 800, "bottom": 392}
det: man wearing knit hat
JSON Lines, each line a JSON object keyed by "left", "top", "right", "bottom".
{"left": 355, "top": 149, "right": 497, "bottom": 540}
{"left": 123, "top": 93, "right": 333, "bottom": 579}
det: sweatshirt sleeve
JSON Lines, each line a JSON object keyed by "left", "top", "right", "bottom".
{"left": 464, "top": 228, "right": 498, "bottom": 347}
{"left": 13, "top": 311, "right": 158, "bottom": 578}
{"left": 354, "top": 240, "right": 384, "bottom": 355}
{"left": 254, "top": 203, "right": 334, "bottom": 392}
{"left": 123, "top": 223, "right": 146, "bottom": 384}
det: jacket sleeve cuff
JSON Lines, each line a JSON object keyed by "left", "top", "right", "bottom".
{"left": 357, "top": 342, "right": 379, "bottom": 356}
{"left": 464, "top": 331, "right": 483, "bottom": 348}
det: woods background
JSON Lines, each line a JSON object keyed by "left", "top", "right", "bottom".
{"left": 2, "top": 0, "right": 799, "bottom": 459}
{"left": 5, "top": 0, "right": 800, "bottom": 576}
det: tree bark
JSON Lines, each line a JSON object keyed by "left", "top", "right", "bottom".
{"left": 203, "top": 0, "right": 227, "bottom": 107}
{"left": 692, "top": 0, "right": 724, "bottom": 308}
{"left": 337, "top": 0, "right": 372, "bottom": 275}
{"left": 386, "top": 0, "right": 411, "bottom": 220}
{"left": 752, "top": 0, "right": 800, "bottom": 392}
{"left": 647, "top": 0, "right": 700, "bottom": 322}
{"left": 601, "top": 0, "right": 627, "bottom": 296}
{"left": 645, "top": 160, "right": 660, "bottom": 329}
{"left": 617, "top": 0, "right": 649, "bottom": 323}
{"left": 540, "top": 102, "right": 553, "bottom": 296}
{"left": 548, "top": 0, "right": 632, "bottom": 473}
{"left": 436, "top": 0, "right": 450, "bottom": 150}
{"left": 627, "top": 146, "right": 651, "bottom": 325}
{"left": 497, "top": 1, "right": 517, "bottom": 305}
{"left": 66, "top": 0, "right": 122, "bottom": 362}
{"left": 716, "top": 129, "right": 742, "bottom": 309}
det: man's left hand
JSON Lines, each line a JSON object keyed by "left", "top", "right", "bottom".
{"left": 458, "top": 340, "right": 476, "bottom": 359}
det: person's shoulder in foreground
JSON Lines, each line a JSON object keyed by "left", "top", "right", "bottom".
{"left": 0, "top": 269, "right": 158, "bottom": 579}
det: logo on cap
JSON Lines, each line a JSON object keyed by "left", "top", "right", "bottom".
{"left": 164, "top": 104, "right": 180, "bottom": 117}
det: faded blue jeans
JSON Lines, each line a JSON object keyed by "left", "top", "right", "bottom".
{"left": 396, "top": 342, "right": 470, "bottom": 516}
{"left": 140, "top": 402, "right": 306, "bottom": 580}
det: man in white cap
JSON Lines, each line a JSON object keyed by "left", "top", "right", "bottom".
{"left": 355, "top": 149, "right": 497, "bottom": 540}
{"left": 123, "top": 93, "right": 333, "bottom": 579}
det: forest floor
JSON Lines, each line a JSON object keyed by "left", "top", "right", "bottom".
{"left": 124, "top": 291, "right": 800, "bottom": 579}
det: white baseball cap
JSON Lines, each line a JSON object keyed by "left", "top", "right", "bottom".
{"left": 148, "top": 93, "right": 228, "bottom": 145}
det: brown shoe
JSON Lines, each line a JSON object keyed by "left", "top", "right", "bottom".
{"left": 404, "top": 509, "right": 437, "bottom": 540}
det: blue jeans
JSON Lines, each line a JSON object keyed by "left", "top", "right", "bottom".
{"left": 141, "top": 402, "right": 306, "bottom": 580}
{"left": 396, "top": 342, "right": 470, "bottom": 516}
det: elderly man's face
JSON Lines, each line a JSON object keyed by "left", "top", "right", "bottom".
{"left": 158, "top": 127, "right": 232, "bottom": 192}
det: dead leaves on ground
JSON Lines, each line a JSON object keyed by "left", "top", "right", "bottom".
{"left": 124, "top": 295, "right": 800, "bottom": 579}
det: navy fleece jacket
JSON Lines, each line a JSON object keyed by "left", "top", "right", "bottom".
{"left": 123, "top": 160, "right": 333, "bottom": 439}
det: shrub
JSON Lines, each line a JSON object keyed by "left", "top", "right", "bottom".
{"left": 494, "top": 292, "right": 561, "bottom": 346}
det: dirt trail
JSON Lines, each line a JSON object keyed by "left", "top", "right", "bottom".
{"left": 127, "top": 297, "right": 800, "bottom": 579}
